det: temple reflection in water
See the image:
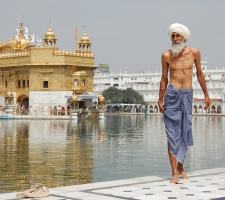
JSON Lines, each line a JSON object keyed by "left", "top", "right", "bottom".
{"left": 0, "top": 119, "right": 97, "bottom": 192}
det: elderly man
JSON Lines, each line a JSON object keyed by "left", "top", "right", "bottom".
{"left": 158, "top": 23, "right": 211, "bottom": 183}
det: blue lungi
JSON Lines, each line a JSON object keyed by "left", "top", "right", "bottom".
{"left": 163, "top": 84, "right": 193, "bottom": 163}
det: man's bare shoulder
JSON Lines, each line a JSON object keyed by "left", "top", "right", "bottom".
{"left": 162, "top": 50, "right": 171, "bottom": 59}
{"left": 188, "top": 47, "right": 200, "bottom": 56}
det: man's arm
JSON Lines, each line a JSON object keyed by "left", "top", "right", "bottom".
{"left": 158, "top": 52, "right": 169, "bottom": 113}
{"left": 193, "top": 48, "right": 211, "bottom": 110}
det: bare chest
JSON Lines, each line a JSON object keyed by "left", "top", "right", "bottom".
{"left": 169, "top": 53, "right": 194, "bottom": 72}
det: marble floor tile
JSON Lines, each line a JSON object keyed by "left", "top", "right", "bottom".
{"left": 188, "top": 186, "right": 219, "bottom": 192}
{"left": 138, "top": 195, "right": 171, "bottom": 200}
{"left": 197, "top": 192, "right": 225, "bottom": 198}
{"left": 53, "top": 191, "right": 94, "bottom": 198}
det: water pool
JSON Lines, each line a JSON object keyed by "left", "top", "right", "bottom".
{"left": 0, "top": 115, "right": 224, "bottom": 192}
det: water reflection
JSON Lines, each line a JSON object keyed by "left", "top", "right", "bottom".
{"left": 0, "top": 120, "right": 94, "bottom": 192}
{"left": 0, "top": 116, "right": 225, "bottom": 192}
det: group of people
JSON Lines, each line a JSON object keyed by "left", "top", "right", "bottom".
{"left": 16, "top": 105, "right": 26, "bottom": 115}
{"left": 106, "top": 106, "right": 159, "bottom": 113}
{"left": 193, "top": 107, "right": 220, "bottom": 113}
{"left": 15, "top": 105, "right": 67, "bottom": 115}
{"left": 50, "top": 105, "right": 66, "bottom": 115}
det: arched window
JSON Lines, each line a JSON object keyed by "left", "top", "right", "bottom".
{"left": 18, "top": 80, "right": 21, "bottom": 88}
{"left": 74, "top": 79, "right": 78, "bottom": 86}
{"left": 81, "top": 79, "right": 85, "bottom": 86}
{"left": 71, "top": 103, "right": 74, "bottom": 110}
{"left": 23, "top": 80, "right": 26, "bottom": 88}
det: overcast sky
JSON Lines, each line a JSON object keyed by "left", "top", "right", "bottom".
{"left": 1, "top": 0, "right": 224, "bottom": 73}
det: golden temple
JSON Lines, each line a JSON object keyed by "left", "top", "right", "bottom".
{"left": 0, "top": 22, "right": 97, "bottom": 109}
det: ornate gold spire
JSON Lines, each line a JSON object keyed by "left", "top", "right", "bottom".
{"left": 19, "top": 22, "right": 24, "bottom": 34}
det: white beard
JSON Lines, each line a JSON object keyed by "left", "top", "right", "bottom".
{"left": 171, "top": 39, "right": 186, "bottom": 58}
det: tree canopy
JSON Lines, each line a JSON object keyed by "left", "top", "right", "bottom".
{"left": 102, "top": 87, "right": 147, "bottom": 105}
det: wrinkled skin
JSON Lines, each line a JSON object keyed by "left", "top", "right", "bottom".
{"left": 158, "top": 32, "right": 211, "bottom": 183}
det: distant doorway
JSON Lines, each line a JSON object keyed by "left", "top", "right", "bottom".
{"left": 22, "top": 98, "right": 29, "bottom": 109}
{"left": 17, "top": 94, "right": 29, "bottom": 109}
{"left": 79, "top": 101, "right": 84, "bottom": 108}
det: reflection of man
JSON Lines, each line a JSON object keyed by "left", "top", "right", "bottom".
{"left": 158, "top": 23, "right": 211, "bottom": 183}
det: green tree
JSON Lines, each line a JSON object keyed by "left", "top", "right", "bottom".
{"left": 102, "top": 87, "right": 147, "bottom": 105}
{"left": 122, "top": 88, "right": 147, "bottom": 105}
{"left": 102, "top": 87, "right": 123, "bottom": 103}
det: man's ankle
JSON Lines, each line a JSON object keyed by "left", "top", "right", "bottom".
{"left": 177, "top": 167, "right": 184, "bottom": 171}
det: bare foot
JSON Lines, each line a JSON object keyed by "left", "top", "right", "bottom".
{"left": 178, "top": 168, "right": 189, "bottom": 179}
{"left": 170, "top": 171, "right": 179, "bottom": 183}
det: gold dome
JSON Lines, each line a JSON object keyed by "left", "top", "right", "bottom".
{"left": 4, "top": 33, "right": 30, "bottom": 50}
{"left": 44, "top": 21, "right": 56, "bottom": 39}
{"left": 6, "top": 90, "right": 13, "bottom": 97}
{"left": 2, "top": 22, "right": 30, "bottom": 50}
{"left": 45, "top": 28, "right": 55, "bottom": 39}
{"left": 72, "top": 93, "right": 78, "bottom": 100}
{"left": 80, "top": 26, "right": 90, "bottom": 43}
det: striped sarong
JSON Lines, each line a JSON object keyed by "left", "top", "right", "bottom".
{"left": 163, "top": 84, "right": 193, "bottom": 163}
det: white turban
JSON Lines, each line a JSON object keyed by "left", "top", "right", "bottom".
{"left": 168, "top": 23, "right": 190, "bottom": 42}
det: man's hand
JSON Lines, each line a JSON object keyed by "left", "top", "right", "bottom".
{"left": 205, "top": 96, "right": 211, "bottom": 110}
{"left": 158, "top": 100, "right": 164, "bottom": 113}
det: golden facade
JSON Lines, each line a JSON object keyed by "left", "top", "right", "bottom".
{"left": 0, "top": 22, "right": 97, "bottom": 107}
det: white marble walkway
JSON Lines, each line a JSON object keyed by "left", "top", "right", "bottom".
{"left": 1, "top": 168, "right": 225, "bottom": 200}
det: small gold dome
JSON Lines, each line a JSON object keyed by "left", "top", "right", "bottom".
{"left": 44, "top": 20, "right": 56, "bottom": 39}
{"left": 6, "top": 90, "right": 13, "bottom": 97}
{"left": 45, "top": 27, "right": 56, "bottom": 39}
{"left": 80, "top": 26, "right": 90, "bottom": 43}
{"left": 72, "top": 94, "right": 78, "bottom": 100}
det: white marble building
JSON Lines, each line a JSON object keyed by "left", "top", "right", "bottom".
{"left": 93, "top": 59, "right": 225, "bottom": 113}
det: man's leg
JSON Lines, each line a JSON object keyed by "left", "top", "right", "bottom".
{"left": 168, "top": 143, "right": 179, "bottom": 183}
{"left": 177, "top": 162, "right": 189, "bottom": 179}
